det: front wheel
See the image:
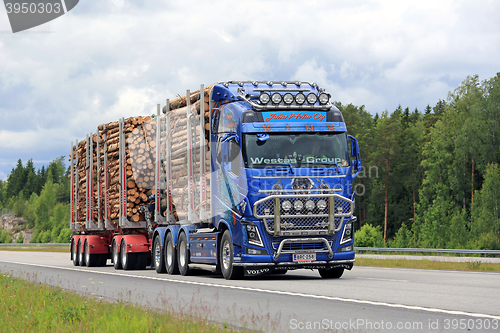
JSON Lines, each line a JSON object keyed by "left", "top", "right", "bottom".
{"left": 153, "top": 235, "right": 166, "bottom": 274}
{"left": 219, "top": 230, "right": 243, "bottom": 280}
{"left": 177, "top": 232, "right": 190, "bottom": 276}
{"left": 318, "top": 267, "right": 344, "bottom": 279}
{"left": 165, "top": 232, "right": 179, "bottom": 275}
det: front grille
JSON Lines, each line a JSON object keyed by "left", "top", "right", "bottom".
{"left": 253, "top": 194, "right": 353, "bottom": 236}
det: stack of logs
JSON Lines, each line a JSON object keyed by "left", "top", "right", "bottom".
{"left": 72, "top": 84, "right": 213, "bottom": 229}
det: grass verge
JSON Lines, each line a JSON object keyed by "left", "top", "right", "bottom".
{"left": 0, "top": 272, "right": 241, "bottom": 332}
{"left": 355, "top": 257, "right": 500, "bottom": 272}
{"left": 0, "top": 246, "right": 69, "bottom": 252}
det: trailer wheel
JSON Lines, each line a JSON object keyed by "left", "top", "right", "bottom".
{"left": 220, "top": 230, "right": 243, "bottom": 280}
{"left": 121, "top": 239, "right": 135, "bottom": 270}
{"left": 72, "top": 240, "right": 80, "bottom": 266}
{"left": 112, "top": 240, "right": 122, "bottom": 269}
{"left": 153, "top": 235, "right": 166, "bottom": 273}
{"left": 177, "top": 232, "right": 190, "bottom": 276}
{"left": 84, "top": 241, "right": 98, "bottom": 267}
{"left": 318, "top": 267, "right": 344, "bottom": 279}
{"left": 78, "top": 240, "right": 86, "bottom": 266}
{"left": 165, "top": 232, "right": 179, "bottom": 275}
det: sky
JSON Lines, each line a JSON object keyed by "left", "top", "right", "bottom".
{"left": 0, "top": 0, "right": 499, "bottom": 180}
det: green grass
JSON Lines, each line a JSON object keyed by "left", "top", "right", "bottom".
{"left": 0, "top": 245, "right": 69, "bottom": 252}
{"left": 0, "top": 272, "right": 243, "bottom": 332}
{"left": 355, "top": 257, "right": 500, "bottom": 272}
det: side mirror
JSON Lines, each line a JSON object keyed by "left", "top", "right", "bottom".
{"left": 347, "top": 135, "right": 361, "bottom": 177}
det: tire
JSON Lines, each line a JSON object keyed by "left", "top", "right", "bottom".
{"left": 72, "top": 240, "right": 80, "bottom": 266}
{"left": 177, "top": 232, "right": 190, "bottom": 276}
{"left": 112, "top": 240, "right": 122, "bottom": 269}
{"left": 219, "top": 230, "right": 243, "bottom": 280}
{"left": 78, "top": 241, "right": 86, "bottom": 266}
{"left": 318, "top": 267, "right": 344, "bottom": 279}
{"left": 153, "top": 235, "right": 166, "bottom": 273}
{"left": 85, "top": 241, "right": 98, "bottom": 267}
{"left": 165, "top": 232, "right": 179, "bottom": 275}
{"left": 121, "top": 239, "right": 135, "bottom": 270}
{"left": 135, "top": 253, "right": 148, "bottom": 270}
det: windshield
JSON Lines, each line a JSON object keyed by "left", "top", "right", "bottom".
{"left": 242, "top": 132, "right": 350, "bottom": 168}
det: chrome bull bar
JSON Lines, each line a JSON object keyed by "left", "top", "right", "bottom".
{"left": 273, "top": 237, "right": 334, "bottom": 260}
{"left": 253, "top": 193, "right": 354, "bottom": 237}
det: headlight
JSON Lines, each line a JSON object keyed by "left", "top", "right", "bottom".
{"left": 259, "top": 93, "right": 270, "bottom": 104}
{"left": 337, "top": 207, "right": 343, "bottom": 214}
{"left": 271, "top": 93, "right": 282, "bottom": 104}
{"left": 294, "top": 200, "right": 304, "bottom": 211}
{"left": 319, "top": 93, "right": 330, "bottom": 104}
{"left": 305, "top": 200, "right": 315, "bottom": 211}
{"left": 307, "top": 93, "right": 318, "bottom": 104}
{"left": 317, "top": 199, "right": 327, "bottom": 210}
{"left": 295, "top": 93, "right": 306, "bottom": 105}
{"left": 282, "top": 200, "right": 292, "bottom": 211}
{"left": 283, "top": 93, "right": 294, "bottom": 104}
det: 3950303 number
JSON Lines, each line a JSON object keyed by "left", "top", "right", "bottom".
{"left": 5, "top": 2, "right": 62, "bottom": 14}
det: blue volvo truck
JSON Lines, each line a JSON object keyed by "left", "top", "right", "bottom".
{"left": 70, "top": 81, "right": 361, "bottom": 280}
{"left": 150, "top": 81, "right": 361, "bottom": 279}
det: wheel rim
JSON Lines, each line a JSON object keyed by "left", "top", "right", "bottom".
{"left": 179, "top": 241, "right": 186, "bottom": 267}
{"left": 73, "top": 242, "right": 77, "bottom": 260}
{"left": 154, "top": 241, "right": 161, "bottom": 268}
{"left": 85, "top": 242, "right": 90, "bottom": 264}
{"left": 121, "top": 243, "right": 127, "bottom": 267}
{"left": 113, "top": 242, "right": 118, "bottom": 263}
{"left": 166, "top": 241, "right": 173, "bottom": 266}
{"left": 222, "top": 241, "right": 230, "bottom": 270}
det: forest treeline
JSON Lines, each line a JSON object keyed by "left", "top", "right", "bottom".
{"left": 0, "top": 74, "right": 499, "bottom": 248}
{"left": 342, "top": 73, "right": 500, "bottom": 249}
{"left": 0, "top": 157, "right": 72, "bottom": 243}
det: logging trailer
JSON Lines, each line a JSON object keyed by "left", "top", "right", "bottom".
{"left": 69, "top": 81, "right": 361, "bottom": 279}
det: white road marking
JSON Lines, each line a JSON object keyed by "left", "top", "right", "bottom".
{"left": 1, "top": 259, "right": 500, "bottom": 320}
{"left": 356, "top": 277, "right": 408, "bottom": 282}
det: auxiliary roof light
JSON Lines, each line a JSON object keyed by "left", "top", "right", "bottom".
{"left": 283, "top": 93, "right": 294, "bottom": 105}
{"left": 271, "top": 93, "right": 282, "bottom": 104}
{"left": 259, "top": 92, "right": 270, "bottom": 104}
{"left": 295, "top": 93, "right": 306, "bottom": 105}
{"left": 319, "top": 93, "right": 330, "bottom": 105}
{"left": 307, "top": 93, "right": 318, "bottom": 104}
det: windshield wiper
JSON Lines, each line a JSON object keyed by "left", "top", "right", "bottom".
{"left": 254, "top": 163, "right": 294, "bottom": 174}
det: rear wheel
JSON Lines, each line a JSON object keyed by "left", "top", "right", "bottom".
{"left": 318, "top": 267, "right": 344, "bottom": 279}
{"left": 78, "top": 241, "right": 86, "bottom": 266}
{"left": 177, "top": 232, "right": 190, "bottom": 276}
{"left": 165, "top": 232, "right": 179, "bottom": 275}
{"left": 153, "top": 235, "right": 166, "bottom": 273}
{"left": 85, "top": 241, "right": 98, "bottom": 267}
{"left": 220, "top": 230, "right": 243, "bottom": 280}
{"left": 121, "top": 239, "right": 135, "bottom": 270}
{"left": 72, "top": 240, "right": 80, "bottom": 266}
{"left": 112, "top": 240, "right": 122, "bottom": 269}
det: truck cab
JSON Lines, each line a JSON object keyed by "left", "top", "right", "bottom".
{"left": 207, "top": 81, "right": 361, "bottom": 278}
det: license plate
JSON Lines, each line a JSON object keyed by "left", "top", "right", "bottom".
{"left": 293, "top": 253, "right": 316, "bottom": 262}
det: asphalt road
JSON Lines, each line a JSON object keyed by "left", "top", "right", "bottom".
{"left": 1, "top": 251, "right": 499, "bottom": 332}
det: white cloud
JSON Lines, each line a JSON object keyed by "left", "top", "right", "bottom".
{"left": 0, "top": 0, "right": 499, "bottom": 178}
